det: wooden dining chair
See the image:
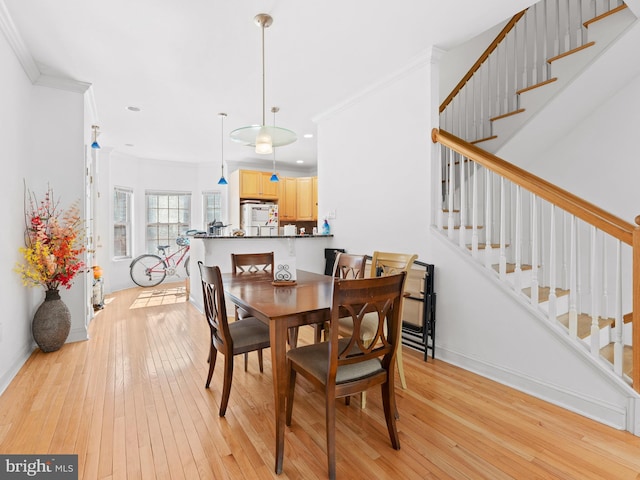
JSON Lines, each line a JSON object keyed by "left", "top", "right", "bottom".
{"left": 231, "top": 252, "right": 275, "bottom": 366}
{"left": 198, "top": 261, "right": 271, "bottom": 417}
{"left": 313, "top": 252, "right": 367, "bottom": 343}
{"left": 337, "top": 251, "right": 417, "bottom": 408}
{"left": 286, "top": 272, "right": 407, "bottom": 480}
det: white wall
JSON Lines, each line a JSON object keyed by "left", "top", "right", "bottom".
{"left": 512, "top": 71, "right": 640, "bottom": 223}
{"left": 1, "top": 29, "right": 87, "bottom": 393}
{"left": 1, "top": 23, "right": 37, "bottom": 393}
{"left": 317, "top": 57, "right": 432, "bottom": 257}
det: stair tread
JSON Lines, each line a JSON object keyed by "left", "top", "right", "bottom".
{"left": 492, "top": 263, "right": 533, "bottom": 274}
{"left": 521, "top": 286, "right": 569, "bottom": 302}
{"left": 600, "top": 343, "right": 633, "bottom": 378}
{"left": 443, "top": 225, "right": 484, "bottom": 230}
{"left": 557, "top": 312, "right": 613, "bottom": 339}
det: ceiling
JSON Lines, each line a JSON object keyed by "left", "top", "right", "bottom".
{"left": 3, "top": 0, "right": 533, "bottom": 170}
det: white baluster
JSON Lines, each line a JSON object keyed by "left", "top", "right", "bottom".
{"left": 436, "top": 144, "right": 443, "bottom": 230}
{"left": 485, "top": 170, "right": 493, "bottom": 268}
{"left": 459, "top": 156, "right": 467, "bottom": 248}
{"left": 590, "top": 226, "right": 600, "bottom": 355}
{"left": 563, "top": 211, "right": 569, "bottom": 290}
{"left": 601, "top": 236, "right": 609, "bottom": 323}
{"left": 568, "top": 215, "right": 578, "bottom": 338}
{"left": 447, "top": 149, "right": 455, "bottom": 238}
{"left": 514, "top": 186, "right": 522, "bottom": 291}
{"left": 530, "top": 195, "right": 539, "bottom": 306}
{"left": 472, "top": 162, "right": 479, "bottom": 257}
{"left": 548, "top": 205, "right": 558, "bottom": 321}
{"left": 613, "top": 240, "right": 623, "bottom": 376}
{"left": 499, "top": 177, "right": 507, "bottom": 278}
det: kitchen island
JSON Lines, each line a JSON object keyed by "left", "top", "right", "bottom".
{"left": 189, "top": 233, "right": 335, "bottom": 311}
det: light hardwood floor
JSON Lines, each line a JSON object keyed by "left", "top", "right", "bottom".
{"left": 1, "top": 283, "right": 640, "bottom": 479}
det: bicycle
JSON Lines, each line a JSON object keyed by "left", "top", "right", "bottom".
{"left": 129, "top": 229, "right": 203, "bottom": 287}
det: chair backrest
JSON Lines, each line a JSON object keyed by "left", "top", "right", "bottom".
{"left": 332, "top": 252, "right": 367, "bottom": 279}
{"left": 328, "top": 273, "right": 407, "bottom": 374}
{"left": 369, "top": 251, "right": 418, "bottom": 278}
{"left": 198, "top": 261, "right": 232, "bottom": 353}
{"left": 231, "top": 252, "right": 274, "bottom": 274}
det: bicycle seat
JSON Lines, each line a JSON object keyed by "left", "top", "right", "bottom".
{"left": 157, "top": 245, "right": 171, "bottom": 251}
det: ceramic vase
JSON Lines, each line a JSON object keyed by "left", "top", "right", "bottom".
{"left": 32, "top": 289, "right": 71, "bottom": 352}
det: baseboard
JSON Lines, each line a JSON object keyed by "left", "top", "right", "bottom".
{"left": 437, "top": 346, "right": 629, "bottom": 431}
{"left": 0, "top": 342, "right": 34, "bottom": 396}
{"left": 67, "top": 327, "right": 89, "bottom": 343}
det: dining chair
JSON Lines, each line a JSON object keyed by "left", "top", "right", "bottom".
{"left": 337, "top": 251, "right": 417, "bottom": 408}
{"left": 313, "top": 252, "right": 367, "bottom": 343}
{"left": 198, "top": 261, "right": 271, "bottom": 417}
{"left": 286, "top": 272, "right": 407, "bottom": 480}
{"left": 231, "top": 252, "right": 275, "bottom": 365}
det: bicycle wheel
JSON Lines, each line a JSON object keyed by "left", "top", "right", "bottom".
{"left": 130, "top": 254, "right": 167, "bottom": 287}
{"left": 185, "top": 256, "right": 190, "bottom": 276}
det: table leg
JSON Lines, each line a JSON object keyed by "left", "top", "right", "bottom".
{"left": 271, "top": 318, "right": 288, "bottom": 474}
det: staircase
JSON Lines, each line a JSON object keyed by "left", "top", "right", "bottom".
{"left": 434, "top": 0, "right": 640, "bottom": 395}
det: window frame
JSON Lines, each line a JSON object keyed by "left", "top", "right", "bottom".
{"left": 113, "top": 186, "right": 133, "bottom": 260}
{"left": 144, "top": 190, "right": 192, "bottom": 254}
{"left": 202, "top": 190, "right": 224, "bottom": 230}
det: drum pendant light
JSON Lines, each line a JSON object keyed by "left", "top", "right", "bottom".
{"left": 217, "top": 113, "right": 228, "bottom": 185}
{"left": 229, "top": 13, "right": 296, "bottom": 154}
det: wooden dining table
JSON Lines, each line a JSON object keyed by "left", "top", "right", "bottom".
{"left": 221, "top": 269, "right": 334, "bottom": 474}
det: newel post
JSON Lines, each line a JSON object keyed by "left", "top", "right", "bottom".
{"left": 633, "top": 216, "right": 640, "bottom": 392}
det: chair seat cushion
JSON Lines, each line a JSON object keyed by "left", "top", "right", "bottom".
{"left": 337, "top": 312, "right": 379, "bottom": 341}
{"left": 229, "top": 317, "right": 270, "bottom": 353}
{"left": 287, "top": 338, "right": 383, "bottom": 385}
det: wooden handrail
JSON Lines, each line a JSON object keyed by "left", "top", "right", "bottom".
{"left": 432, "top": 128, "right": 634, "bottom": 245}
{"left": 439, "top": 9, "right": 527, "bottom": 114}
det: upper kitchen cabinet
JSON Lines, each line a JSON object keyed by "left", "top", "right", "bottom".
{"left": 296, "top": 177, "right": 315, "bottom": 221}
{"left": 313, "top": 176, "right": 318, "bottom": 221}
{"left": 278, "top": 177, "right": 297, "bottom": 222}
{"left": 236, "top": 170, "right": 278, "bottom": 200}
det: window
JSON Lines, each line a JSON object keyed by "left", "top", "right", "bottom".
{"left": 113, "top": 187, "right": 133, "bottom": 259}
{"left": 203, "top": 191, "right": 223, "bottom": 228}
{"left": 145, "top": 191, "right": 191, "bottom": 253}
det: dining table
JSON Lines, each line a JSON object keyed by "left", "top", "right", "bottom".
{"left": 221, "top": 269, "right": 334, "bottom": 474}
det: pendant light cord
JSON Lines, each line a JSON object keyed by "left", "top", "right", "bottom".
{"left": 261, "top": 23, "right": 266, "bottom": 126}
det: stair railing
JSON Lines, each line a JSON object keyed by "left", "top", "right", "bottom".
{"left": 432, "top": 128, "right": 640, "bottom": 392}
{"left": 440, "top": 0, "right": 625, "bottom": 144}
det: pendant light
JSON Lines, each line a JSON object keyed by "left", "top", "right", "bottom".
{"left": 217, "top": 113, "right": 228, "bottom": 185}
{"left": 229, "top": 13, "right": 296, "bottom": 154}
{"left": 270, "top": 107, "right": 279, "bottom": 182}
{"left": 91, "top": 125, "right": 101, "bottom": 149}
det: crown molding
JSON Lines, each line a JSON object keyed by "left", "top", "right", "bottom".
{"left": 0, "top": 1, "right": 92, "bottom": 94}
{"left": 35, "top": 73, "right": 91, "bottom": 94}
{"left": 313, "top": 46, "right": 447, "bottom": 124}
{"left": 0, "top": 0, "right": 39, "bottom": 82}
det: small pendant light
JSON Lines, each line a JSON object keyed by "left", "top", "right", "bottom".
{"left": 91, "top": 125, "right": 101, "bottom": 149}
{"left": 270, "top": 107, "right": 279, "bottom": 182}
{"left": 217, "top": 113, "right": 228, "bottom": 185}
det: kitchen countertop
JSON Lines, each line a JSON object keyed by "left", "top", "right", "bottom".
{"left": 194, "top": 234, "right": 333, "bottom": 239}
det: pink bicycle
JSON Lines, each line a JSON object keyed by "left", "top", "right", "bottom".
{"left": 129, "top": 230, "right": 202, "bottom": 287}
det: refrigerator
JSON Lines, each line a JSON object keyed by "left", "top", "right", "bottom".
{"left": 241, "top": 202, "right": 279, "bottom": 236}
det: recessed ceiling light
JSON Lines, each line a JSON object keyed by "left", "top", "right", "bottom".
{"left": 126, "top": 106, "right": 141, "bottom": 112}
{"left": 296, "top": 160, "right": 304, "bottom": 164}
{"left": 303, "top": 134, "right": 313, "bottom": 139}
{"left": 125, "top": 143, "right": 135, "bottom": 147}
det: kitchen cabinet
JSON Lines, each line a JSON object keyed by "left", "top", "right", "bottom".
{"left": 296, "top": 177, "right": 314, "bottom": 221}
{"left": 238, "top": 170, "right": 278, "bottom": 200}
{"left": 313, "top": 176, "right": 318, "bottom": 221}
{"left": 278, "top": 177, "right": 297, "bottom": 221}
